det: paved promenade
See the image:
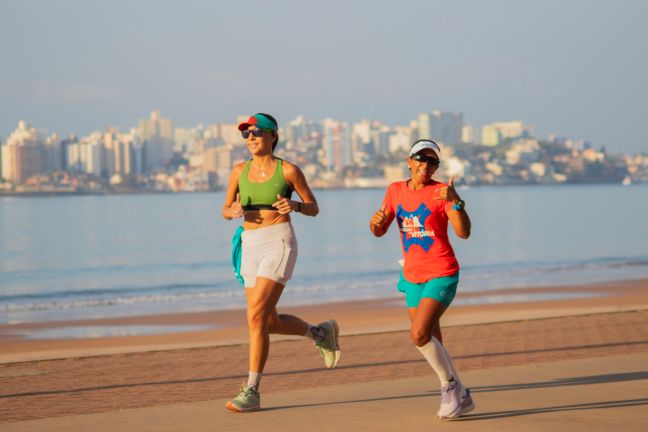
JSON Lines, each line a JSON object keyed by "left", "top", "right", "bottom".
{"left": 1, "top": 310, "right": 647, "bottom": 431}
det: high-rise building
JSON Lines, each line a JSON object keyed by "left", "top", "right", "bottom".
{"left": 217, "top": 124, "right": 241, "bottom": 146}
{"left": 482, "top": 121, "right": 533, "bottom": 146}
{"left": 322, "top": 119, "right": 351, "bottom": 172}
{"left": 1, "top": 144, "right": 41, "bottom": 184}
{"left": 65, "top": 132, "right": 103, "bottom": 175}
{"left": 114, "top": 132, "right": 137, "bottom": 176}
{"left": 284, "top": 116, "right": 305, "bottom": 151}
{"left": 417, "top": 112, "right": 434, "bottom": 140}
{"left": 481, "top": 124, "right": 501, "bottom": 146}
{"left": 492, "top": 121, "right": 532, "bottom": 140}
{"left": 130, "top": 128, "right": 144, "bottom": 176}
{"left": 437, "top": 111, "right": 463, "bottom": 146}
{"left": 389, "top": 126, "right": 416, "bottom": 154}
{"left": 352, "top": 119, "right": 373, "bottom": 164}
{"left": 139, "top": 110, "right": 174, "bottom": 172}
{"left": 284, "top": 115, "right": 321, "bottom": 152}
{"left": 42, "top": 134, "right": 63, "bottom": 173}
{"left": 103, "top": 128, "right": 119, "bottom": 177}
{"left": 462, "top": 125, "right": 475, "bottom": 144}
{"left": 174, "top": 127, "right": 202, "bottom": 154}
{"left": 417, "top": 111, "right": 463, "bottom": 146}
{"left": 203, "top": 145, "right": 233, "bottom": 187}
{"left": 86, "top": 140, "right": 102, "bottom": 176}
{"left": 0, "top": 121, "right": 46, "bottom": 184}
{"left": 60, "top": 135, "right": 77, "bottom": 171}
{"left": 373, "top": 125, "right": 391, "bottom": 156}
{"left": 65, "top": 141, "right": 81, "bottom": 172}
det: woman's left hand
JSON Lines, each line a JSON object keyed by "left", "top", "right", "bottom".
{"left": 272, "top": 194, "right": 299, "bottom": 214}
{"left": 434, "top": 176, "right": 461, "bottom": 203}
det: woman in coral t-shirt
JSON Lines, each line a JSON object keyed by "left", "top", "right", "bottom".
{"left": 369, "top": 139, "right": 474, "bottom": 420}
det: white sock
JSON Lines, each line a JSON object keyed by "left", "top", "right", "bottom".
{"left": 304, "top": 324, "right": 325, "bottom": 341}
{"left": 247, "top": 371, "right": 261, "bottom": 390}
{"left": 416, "top": 337, "right": 453, "bottom": 385}
{"left": 440, "top": 343, "right": 466, "bottom": 398}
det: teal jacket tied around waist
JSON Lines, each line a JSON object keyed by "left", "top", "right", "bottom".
{"left": 232, "top": 226, "right": 244, "bottom": 286}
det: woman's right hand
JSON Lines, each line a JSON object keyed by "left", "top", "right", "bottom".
{"left": 370, "top": 203, "right": 387, "bottom": 228}
{"left": 369, "top": 203, "right": 390, "bottom": 237}
{"left": 228, "top": 193, "right": 244, "bottom": 219}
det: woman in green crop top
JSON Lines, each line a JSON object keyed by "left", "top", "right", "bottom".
{"left": 221, "top": 113, "right": 340, "bottom": 413}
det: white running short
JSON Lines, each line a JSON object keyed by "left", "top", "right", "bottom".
{"left": 240, "top": 222, "right": 298, "bottom": 288}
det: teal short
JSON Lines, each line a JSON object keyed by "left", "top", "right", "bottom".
{"left": 397, "top": 271, "right": 459, "bottom": 308}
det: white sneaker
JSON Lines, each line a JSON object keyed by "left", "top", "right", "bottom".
{"left": 457, "top": 388, "right": 476, "bottom": 417}
{"left": 437, "top": 381, "right": 462, "bottom": 419}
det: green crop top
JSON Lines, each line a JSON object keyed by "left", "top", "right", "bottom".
{"left": 238, "top": 158, "right": 292, "bottom": 211}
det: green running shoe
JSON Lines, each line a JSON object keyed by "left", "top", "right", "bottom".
{"left": 225, "top": 384, "right": 260, "bottom": 413}
{"left": 315, "top": 320, "right": 340, "bottom": 368}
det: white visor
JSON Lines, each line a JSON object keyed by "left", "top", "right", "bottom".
{"left": 409, "top": 140, "right": 441, "bottom": 158}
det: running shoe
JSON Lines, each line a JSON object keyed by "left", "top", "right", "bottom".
{"left": 457, "top": 388, "right": 476, "bottom": 416}
{"left": 438, "top": 385, "right": 475, "bottom": 420}
{"left": 315, "top": 320, "right": 340, "bottom": 368}
{"left": 225, "top": 384, "right": 260, "bottom": 413}
{"left": 437, "top": 381, "right": 462, "bottom": 419}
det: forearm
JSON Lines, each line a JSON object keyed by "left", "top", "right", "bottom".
{"left": 451, "top": 209, "right": 471, "bottom": 239}
{"left": 298, "top": 201, "right": 319, "bottom": 217}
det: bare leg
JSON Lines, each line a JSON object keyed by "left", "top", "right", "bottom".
{"left": 245, "top": 276, "right": 316, "bottom": 373}
{"left": 409, "top": 298, "right": 446, "bottom": 347}
{"left": 245, "top": 277, "right": 285, "bottom": 373}
{"left": 266, "top": 308, "right": 309, "bottom": 336}
{"left": 407, "top": 307, "right": 443, "bottom": 344}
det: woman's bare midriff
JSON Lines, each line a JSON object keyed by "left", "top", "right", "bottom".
{"left": 242, "top": 209, "right": 291, "bottom": 230}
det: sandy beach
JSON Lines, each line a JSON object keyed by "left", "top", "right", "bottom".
{"left": 1, "top": 278, "right": 647, "bottom": 363}
{"left": 1, "top": 278, "right": 647, "bottom": 429}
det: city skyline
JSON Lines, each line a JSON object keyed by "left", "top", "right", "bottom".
{"left": 0, "top": 108, "right": 632, "bottom": 155}
{"left": 4, "top": 107, "right": 645, "bottom": 193}
{"left": 1, "top": 1, "right": 647, "bottom": 153}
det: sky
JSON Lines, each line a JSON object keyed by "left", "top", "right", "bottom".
{"left": 1, "top": 0, "right": 647, "bottom": 153}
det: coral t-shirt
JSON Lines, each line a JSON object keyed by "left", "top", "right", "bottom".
{"left": 382, "top": 180, "right": 459, "bottom": 283}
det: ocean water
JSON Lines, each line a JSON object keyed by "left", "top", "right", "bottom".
{"left": 1, "top": 184, "right": 647, "bottom": 326}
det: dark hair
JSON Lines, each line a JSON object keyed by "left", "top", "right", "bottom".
{"left": 258, "top": 113, "right": 279, "bottom": 151}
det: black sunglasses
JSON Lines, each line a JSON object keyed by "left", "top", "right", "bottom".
{"left": 241, "top": 128, "right": 271, "bottom": 139}
{"left": 410, "top": 153, "right": 439, "bottom": 165}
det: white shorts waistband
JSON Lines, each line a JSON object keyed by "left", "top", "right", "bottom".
{"left": 241, "top": 222, "right": 295, "bottom": 246}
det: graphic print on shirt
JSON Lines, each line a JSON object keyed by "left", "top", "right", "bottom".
{"left": 397, "top": 203, "right": 436, "bottom": 252}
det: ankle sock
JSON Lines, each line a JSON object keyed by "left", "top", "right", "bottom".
{"left": 247, "top": 371, "right": 261, "bottom": 390}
